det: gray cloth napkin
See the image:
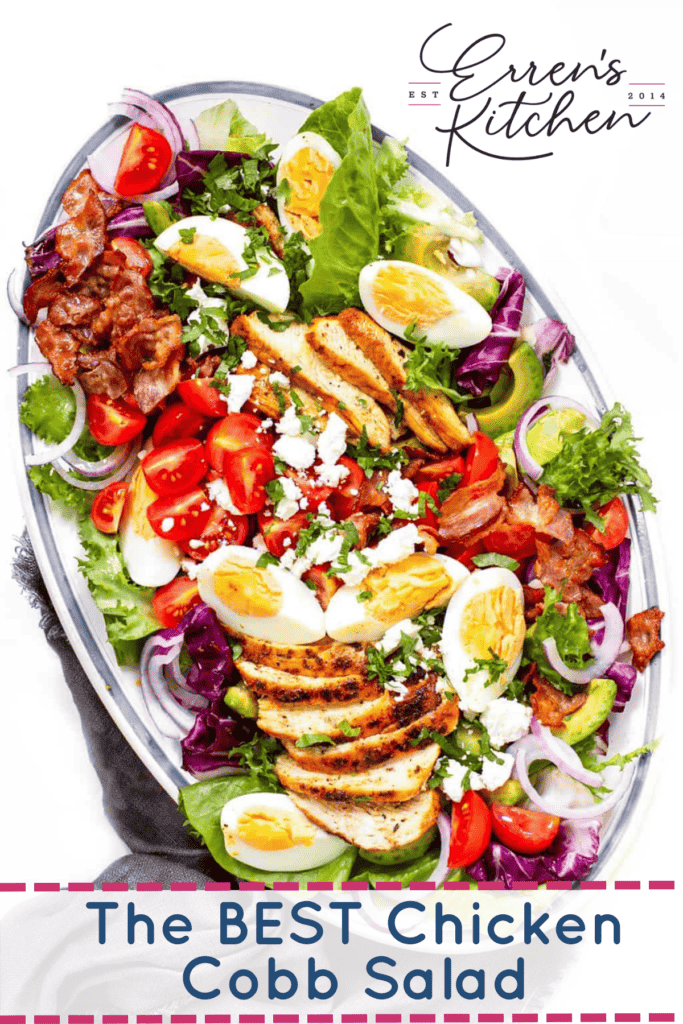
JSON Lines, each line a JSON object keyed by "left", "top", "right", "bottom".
{"left": 12, "top": 530, "right": 234, "bottom": 887}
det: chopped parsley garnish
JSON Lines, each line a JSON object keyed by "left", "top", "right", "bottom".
{"left": 295, "top": 733, "right": 335, "bottom": 748}
{"left": 472, "top": 552, "right": 520, "bottom": 572}
{"left": 540, "top": 402, "right": 656, "bottom": 528}
{"left": 403, "top": 321, "right": 464, "bottom": 401}
{"left": 265, "top": 478, "right": 286, "bottom": 505}
{"left": 437, "top": 473, "right": 462, "bottom": 502}
{"left": 230, "top": 734, "right": 284, "bottom": 791}
{"left": 390, "top": 389, "right": 405, "bottom": 427}
{"left": 357, "top": 590, "right": 373, "bottom": 602}
{"left": 366, "top": 610, "right": 447, "bottom": 689}
{"left": 345, "top": 426, "right": 409, "bottom": 478}
{"left": 463, "top": 649, "right": 509, "bottom": 688}
{"left": 184, "top": 147, "right": 278, "bottom": 218}
{"left": 271, "top": 380, "right": 287, "bottom": 414}
{"left": 178, "top": 226, "right": 197, "bottom": 244}
{"left": 256, "top": 552, "right": 279, "bottom": 568}
{"left": 339, "top": 720, "right": 361, "bottom": 738}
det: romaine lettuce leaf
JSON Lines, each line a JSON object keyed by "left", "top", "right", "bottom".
{"left": 178, "top": 774, "right": 358, "bottom": 886}
{"left": 194, "top": 99, "right": 267, "bottom": 155}
{"left": 298, "top": 87, "right": 366, "bottom": 157}
{"left": 299, "top": 98, "right": 379, "bottom": 316}
{"left": 77, "top": 518, "right": 159, "bottom": 665}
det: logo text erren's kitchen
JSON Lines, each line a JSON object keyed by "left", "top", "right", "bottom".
{"left": 418, "top": 27, "right": 651, "bottom": 163}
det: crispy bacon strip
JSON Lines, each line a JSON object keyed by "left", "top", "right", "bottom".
{"left": 526, "top": 665, "right": 587, "bottom": 728}
{"left": 507, "top": 484, "right": 574, "bottom": 544}
{"left": 23, "top": 268, "right": 64, "bottom": 324}
{"left": 301, "top": 567, "right": 343, "bottom": 611}
{"left": 55, "top": 193, "right": 107, "bottom": 284}
{"left": 77, "top": 352, "right": 128, "bottom": 398}
{"left": 349, "top": 511, "right": 381, "bottom": 548}
{"left": 626, "top": 607, "right": 665, "bottom": 672}
{"left": 534, "top": 529, "right": 608, "bottom": 618}
{"left": 438, "top": 462, "right": 507, "bottom": 544}
{"left": 62, "top": 169, "right": 122, "bottom": 220}
{"left": 34, "top": 320, "right": 81, "bottom": 385}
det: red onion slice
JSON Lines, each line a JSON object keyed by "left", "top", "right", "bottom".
{"left": 516, "top": 746, "right": 633, "bottom": 819}
{"left": 7, "top": 269, "right": 29, "bottom": 324}
{"left": 543, "top": 602, "right": 623, "bottom": 685}
{"left": 121, "top": 88, "right": 185, "bottom": 153}
{"left": 107, "top": 103, "right": 157, "bottom": 129}
{"left": 531, "top": 717, "right": 602, "bottom": 786}
{"left": 8, "top": 361, "right": 52, "bottom": 378}
{"left": 427, "top": 811, "right": 453, "bottom": 889}
{"left": 10, "top": 367, "right": 87, "bottom": 468}
{"left": 465, "top": 412, "right": 479, "bottom": 434}
{"left": 140, "top": 635, "right": 191, "bottom": 740}
{"left": 513, "top": 397, "right": 599, "bottom": 481}
{"left": 62, "top": 441, "right": 133, "bottom": 478}
{"left": 51, "top": 441, "right": 141, "bottom": 490}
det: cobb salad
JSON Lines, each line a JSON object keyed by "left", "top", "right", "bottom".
{"left": 11, "top": 85, "right": 665, "bottom": 888}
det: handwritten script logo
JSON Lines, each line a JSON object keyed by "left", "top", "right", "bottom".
{"left": 420, "top": 28, "right": 651, "bottom": 163}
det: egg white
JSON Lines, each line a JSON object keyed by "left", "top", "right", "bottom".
{"left": 325, "top": 553, "right": 468, "bottom": 644}
{"left": 441, "top": 567, "right": 525, "bottom": 714}
{"left": 155, "top": 215, "right": 289, "bottom": 313}
{"left": 220, "top": 791, "right": 348, "bottom": 871}
{"left": 358, "top": 259, "right": 492, "bottom": 348}
{"left": 276, "top": 131, "right": 341, "bottom": 238}
{"left": 119, "top": 464, "right": 181, "bottom": 587}
{"left": 196, "top": 545, "right": 326, "bottom": 644}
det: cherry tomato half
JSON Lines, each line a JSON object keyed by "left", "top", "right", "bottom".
{"left": 152, "top": 577, "right": 202, "bottom": 629}
{"left": 285, "top": 468, "right": 334, "bottom": 516}
{"left": 587, "top": 496, "right": 629, "bottom": 551}
{"left": 90, "top": 481, "right": 129, "bottom": 534}
{"left": 109, "top": 237, "right": 153, "bottom": 277}
{"left": 462, "top": 432, "right": 500, "bottom": 486}
{"left": 142, "top": 439, "right": 208, "bottom": 497}
{"left": 180, "top": 504, "right": 251, "bottom": 561}
{"left": 86, "top": 394, "right": 147, "bottom": 446}
{"left": 224, "top": 446, "right": 276, "bottom": 514}
{"left": 490, "top": 803, "right": 560, "bottom": 855}
{"left": 152, "top": 403, "right": 207, "bottom": 448}
{"left": 176, "top": 378, "right": 229, "bottom": 418}
{"left": 206, "top": 413, "right": 272, "bottom": 473}
{"left": 325, "top": 456, "right": 365, "bottom": 520}
{"left": 415, "top": 454, "right": 465, "bottom": 483}
{"left": 448, "top": 790, "right": 492, "bottom": 869}
{"left": 258, "top": 509, "right": 310, "bottom": 557}
{"left": 114, "top": 123, "right": 173, "bottom": 198}
{"left": 415, "top": 480, "right": 440, "bottom": 530}
{"left": 147, "top": 488, "right": 212, "bottom": 541}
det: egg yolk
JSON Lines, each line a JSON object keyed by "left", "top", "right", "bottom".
{"left": 235, "top": 808, "right": 317, "bottom": 850}
{"left": 371, "top": 264, "right": 455, "bottom": 329}
{"left": 213, "top": 561, "right": 283, "bottom": 618}
{"left": 167, "top": 234, "right": 242, "bottom": 288}
{"left": 459, "top": 585, "right": 525, "bottom": 669}
{"left": 364, "top": 554, "right": 457, "bottom": 624}
{"left": 280, "top": 147, "right": 336, "bottom": 239}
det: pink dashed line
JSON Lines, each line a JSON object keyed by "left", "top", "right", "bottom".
{"left": 204, "top": 883, "right": 232, "bottom": 892}
{"left": 35, "top": 1018, "right": 60, "bottom": 1023}
{"left": 649, "top": 1018, "right": 675, "bottom": 1022}
{"left": 580, "top": 1016, "right": 606, "bottom": 1022}
{"left": 580, "top": 881, "right": 606, "bottom": 891}
{"left": 547, "top": 1016, "right": 573, "bottom": 1022}
{"left": 615, "top": 881, "right": 640, "bottom": 890}
{"left": 513, "top": 1018, "right": 538, "bottom": 1022}
{"left": 0, "top": 883, "right": 25, "bottom": 892}
{"left": 479, "top": 1017, "right": 504, "bottom": 1023}
{"left": 445, "top": 1018, "right": 470, "bottom": 1023}
{"left": 411, "top": 1017, "right": 436, "bottom": 1023}
{"left": 171, "top": 883, "right": 196, "bottom": 892}
{"left": 306, "top": 882, "right": 333, "bottom": 891}
{"left": 101, "top": 883, "right": 128, "bottom": 892}
{"left": 410, "top": 881, "right": 435, "bottom": 891}
{"left": 68, "top": 1017, "right": 93, "bottom": 1023}
{"left": 171, "top": 1018, "right": 196, "bottom": 1023}
{"left": 342, "top": 1017, "right": 368, "bottom": 1023}
{"left": 649, "top": 881, "right": 675, "bottom": 889}
{"left": 377, "top": 1017, "right": 403, "bottom": 1022}
{"left": 308, "top": 1018, "right": 333, "bottom": 1024}
{"left": 136, "top": 883, "right": 162, "bottom": 892}
{"left": 102, "top": 1017, "right": 127, "bottom": 1023}
{"left": 137, "top": 1017, "right": 161, "bottom": 1023}
{"left": 205, "top": 1017, "right": 231, "bottom": 1023}
{"left": 67, "top": 884, "right": 94, "bottom": 892}
{"left": 274, "top": 1018, "right": 299, "bottom": 1023}
{"left": 342, "top": 881, "right": 368, "bottom": 890}
{"left": 238, "top": 1017, "right": 264, "bottom": 1024}
{"left": 239, "top": 882, "right": 265, "bottom": 891}
{"left": 615, "top": 1017, "right": 641, "bottom": 1022}
{"left": 511, "top": 881, "right": 538, "bottom": 890}
{"left": 273, "top": 882, "right": 299, "bottom": 891}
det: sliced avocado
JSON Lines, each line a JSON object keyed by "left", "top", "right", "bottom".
{"left": 455, "top": 721, "right": 483, "bottom": 757}
{"left": 526, "top": 407, "right": 587, "bottom": 467}
{"left": 493, "top": 428, "right": 519, "bottom": 487}
{"left": 360, "top": 825, "right": 438, "bottom": 865}
{"left": 550, "top": 677, "right": 617, "bottom": 746}
{"left": 393, "top": 225, "right": 500, "bottom": 311}
{"left": 474, "top": 343, "right": 544, "bottom": 438}
{"left": 224, "top": 683, "right": 259, "bottom": 720}
{"left": 485, "top": 778, "right": 525, "bottom": 805}
{"left": 143, "top": 200, "right": 175, "bottom": 236}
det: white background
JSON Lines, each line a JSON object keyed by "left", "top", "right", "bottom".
{"left": 0, "top": 0, "right": 681, "bottom": 1011}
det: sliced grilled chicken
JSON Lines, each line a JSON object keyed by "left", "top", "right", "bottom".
{"left": 236, "top": 659, "right": 382, "bottom": 704}
{"left": 276, "top": 744, "right": 441, "bottom": 803}
{"left": 257, "top": 675, "right": 439, "bottom": 743}
{"left": 282, "top": 695, "right": 459, "bottom": 773}
{"left": 233, "top": 635, "right": 368, "bottom": 678}
{"left": 306, "top": 316, "right": 398, "bottom": 409}
{"left": 290, "top": 789, "right": 441, "bottom": 851}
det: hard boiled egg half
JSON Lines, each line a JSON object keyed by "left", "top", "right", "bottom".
{"left": 276, "top": 131, "right": 341, "bottom": 240}
{"left": 441, "top": 567, "right": 525, "bottom": 714}
{"left": 196, "top": 545, "right": 325, "bottom": 644}
{"left": 221, "top": 791, "right": 348, "bottom": 871}
{"left": 325, "top": 552, "right": 468, "bottom": 643}
{"left": 358, "top": 259, "right": 492, "bottom": 348}
{"left": 155, "top": 215, "right": 289, "bottom": 312}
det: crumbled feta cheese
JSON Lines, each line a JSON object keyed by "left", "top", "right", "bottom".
{"left": 385, "top": 678, "right": 409, "bottom": 699}
{"left": 480, "top": 752, "right": 514, "bottom": 791}
{"left": 317, "top": 412, "right": 347, "bottom": 466}
{"left": 375, "top": 619, "right": 421, "bottom": 655}
{"left": 315, "top": 462, "right": 350, "bottom": 487}
{"left": 275, "top": 477, "right": 303, "bottom": 521}
{"left": 480, "top": 699, "right": 532, "bottom": 749}
{"left": 370, "top": 523, "right": 420, "bottom": 568}
{"left": 207, "top": 477, "right": 241, "bottom": 515}
{"left": 279, "top": 548, "right": 297, "bottom": 571}
{"left": 269, "top": 371, "right": 289, "bottom": 386}
{"left": 273, "top": 435, "right": 317, "bottom": 470}
{"left": 184, "top": 282, "right": 227, "bottom": 353}
{"left": 181, "top": 560, "right": 199, "bottom": 580}
{"left": 240, "top": 349, "right": 258, "bottom": 369}
{"left": 306, "top": 533, "right": 346, "bottom": 567}
{"left": 440, "top": 761, "right": 482, "bottom": 803}
{"left": 318, "top": 502, "right": 331, "bottom": 518}
{"left": 161, "top": 517, "right": 175, "bottom": 533}
{"left": 276, "top": 404, "right": 302, "bottom": 438}
{"left": 349, "top": 488, "right": 359, "bottom": 496}
{"left": 386, "top": 469, "right": 419, "bottom": 514}
{"left": 259, "top": 418, "right": 274, "bottom": 432}
{"left": 299, "top": 496, "right": 309, "bottom": 509}
{"left": 187, "top": 539, "right": 203, "bottom": 549}
{"left": 225, "top": 374, "right": 255, "bottom": 414}
{"left": 200, "top": 503, "right": 210, "bottom": 512}
{"left": 282, "top": 537, "right": 292, "bottom": 548}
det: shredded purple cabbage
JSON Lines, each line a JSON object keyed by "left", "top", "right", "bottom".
{"left": 529, "top": 318, "right": 575, "bottom": 393}
{"left": 108, "top": 205, "right": 154, "bottom": 240}
{"left": 160, "top": 603, "right": 253, "bottom": 774}
{"left": 469, "top": 818, "right": 601, "bottom": 884}
{"left": 606, "top": 661, "right": 638, "bottom": 713}
{"left": 175, "top": 150, "right": 251, "bottom": 194}
{"left": 592, "top": 538, "right": 631, "bottom": 620}
{"left": 25, "top": 228, "right": 60, "bottom": 278}
{"left": 455, "top": 268, "right": 526, "bottom": 397}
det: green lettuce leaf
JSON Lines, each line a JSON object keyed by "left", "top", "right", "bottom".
{"left": 20, "top": 375, "right": 75, "bottom": 443}
{"left": 524, "top": 586, "right": 593, "bottom": 691}
{"left": 299, "top": 96, "right": 379, "bottom": 316}
{"left": 195, "top": 99, "right": 267, "bottom": 155}
{"left": 77, "top": 518, "right": 159, "bottom": 666}
{"left": 178, "top": 775, "right": 358, "bottom": 886}
{"left": 28, "top": 465, "right": 93, "bottom": 515}
{"left": 298, "top": 87, "right": 366, "bottom": 157}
